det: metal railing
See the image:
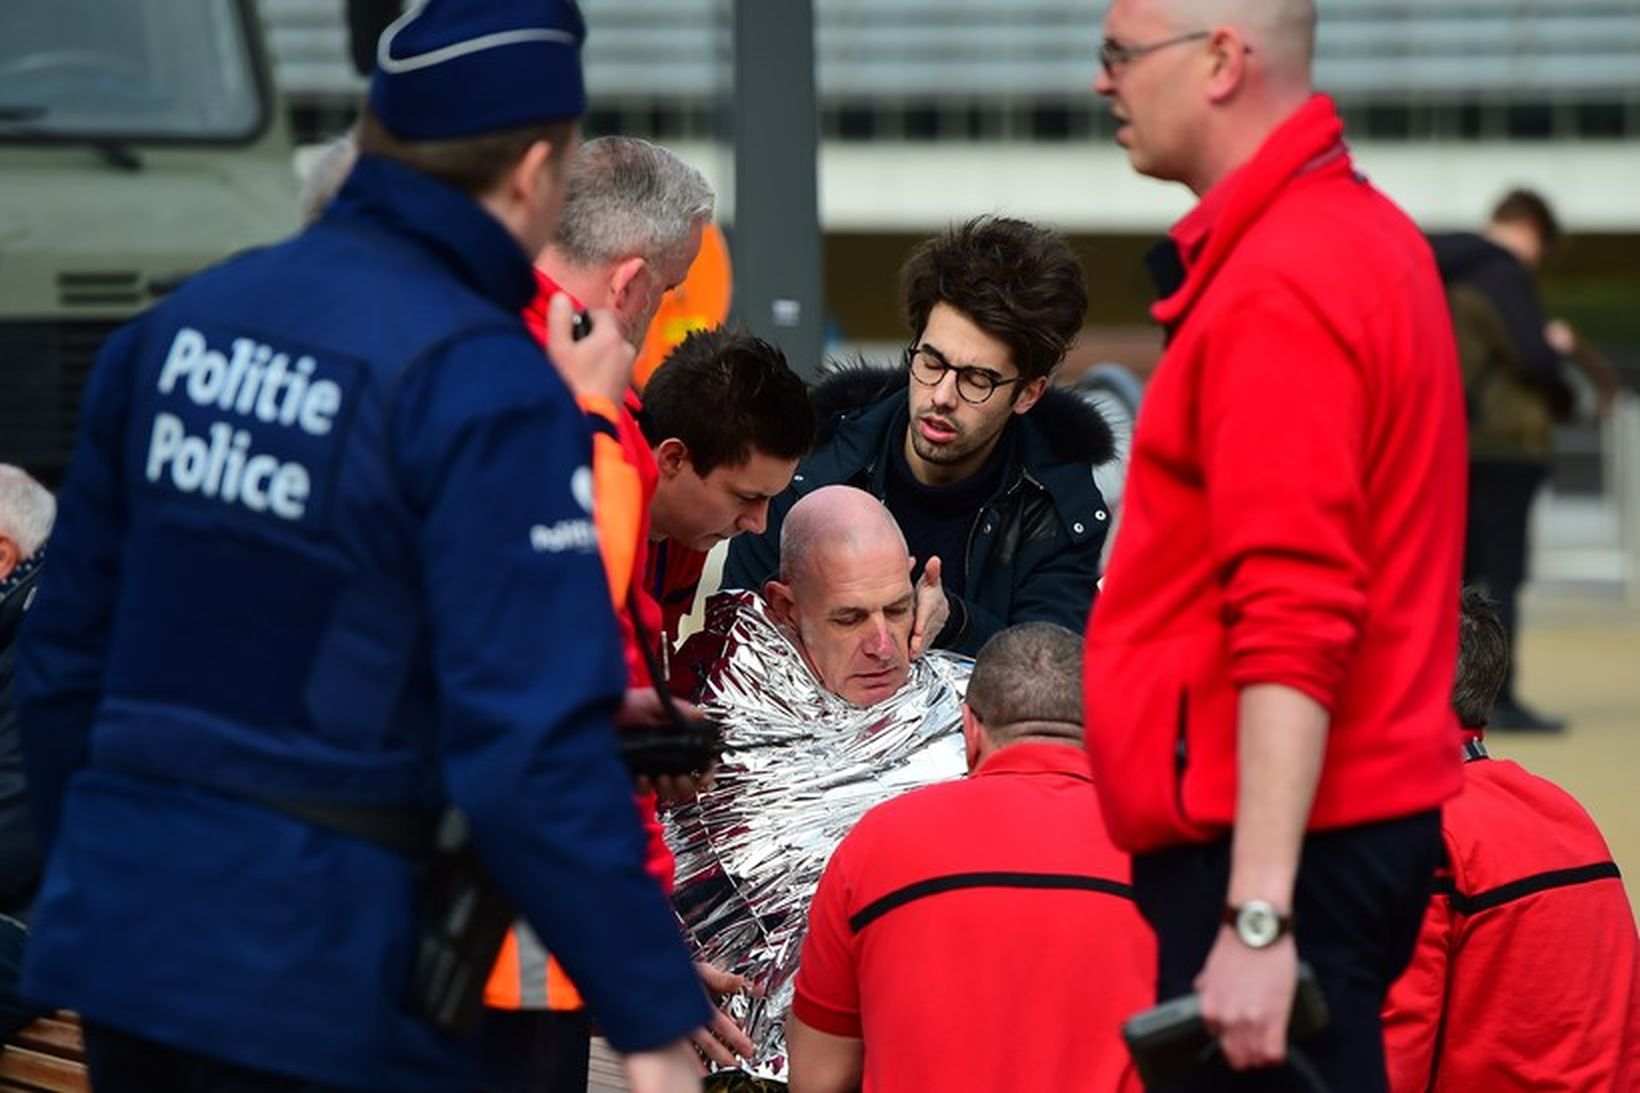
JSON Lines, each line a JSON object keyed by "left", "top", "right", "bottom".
{"left": 258, "top": 0, "right": 1640, "bottom": 105}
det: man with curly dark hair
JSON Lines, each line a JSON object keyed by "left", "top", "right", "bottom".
{"left": 722, "top": 216, "right": 1115, "bottom": 656}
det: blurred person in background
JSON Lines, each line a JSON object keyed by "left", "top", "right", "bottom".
{"left": 1084, "top": 1, "right": 1466, "bottom": 1088}
{"left": 1072, "top": 362, "right": 1145, "bottom": 570}
{"left": 787, "top": 622, "right": 1152, "bottom": 1093}
{"left": 297, "top": 130, "right": 360, "bottom": 227}
{"left": 722, "top": 216, "right": 1115, "bottom": 656}
{"left": 1381, "top": 587, "right": 1639, "bottom": 1091}
{"left": 1429, "top": 189, "right": 1623, "bottom": 732}
{"left": 0, "top": 465, "right": 53, "bottom": 1042}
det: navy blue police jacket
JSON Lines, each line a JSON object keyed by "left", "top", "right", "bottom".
{"left": 16, "top": 156, "right": 710, "bottom": 1089}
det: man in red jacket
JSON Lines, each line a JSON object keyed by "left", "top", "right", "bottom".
{"left": 788, "top": 623, "right": 1153, "bottom": 1093}
{"left": 1083, "top": 2, "right": 1466, "bottom": 1089}
{"left": 1381, "top": 588, "right": 1639, "bottom": 1091}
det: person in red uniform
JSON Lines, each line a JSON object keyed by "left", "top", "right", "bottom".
{"left": 1083, "top": 2, "right": 1466, "bottom": 1089}
{"left": 522, "top": 134, "right": 714, "bottom": 651}
{"left": 503, "top": 324, "right": 811, "bottom": 1090}
{"left": 788, "top": 622, "right": 1154, "bottom": 1093}
{"left": 1380, "top": 588, "right": 1640, "bottom": 1092}
{"left": 491, "top": 134, "right": 735, "bottom": 1092}
{"left": 503, "top": 318, "right": 813, "bottom": 1090}
{"left": 508, "top": 175, "right": 815, "bottom": 1084}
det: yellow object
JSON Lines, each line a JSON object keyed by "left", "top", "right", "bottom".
{"left": 633, "top": 222, "right": 733, "bottom": 391}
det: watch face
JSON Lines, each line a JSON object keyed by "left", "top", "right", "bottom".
{"left": 1237, "top": 902, "right": 1281, "bottom": 948}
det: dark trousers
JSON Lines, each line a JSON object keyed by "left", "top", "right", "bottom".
{"left": 478, "top": 1008, "right": 592, "bottom": 1093}
{"left": 83, "top": 1022, "right": 357, "bottom": 1093}
{"left": 1131, "top": 811, "right": 1442, "bottom": 1093}
{"left": 1465, "top": 458, "right": 1547, "bottom": 698}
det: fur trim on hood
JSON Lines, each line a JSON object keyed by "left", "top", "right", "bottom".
{"left": 810, "top": 357, "right": 1118, "bottom": 467}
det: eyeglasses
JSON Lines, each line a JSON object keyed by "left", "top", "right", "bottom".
{"left": 1098, "top": 30, "right": 1211, "bottom": 76}
{"left": 905, "top": 344, "right": 1025, "bottom": 405}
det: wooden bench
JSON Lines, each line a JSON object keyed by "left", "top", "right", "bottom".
{"left": 0, "top": 1014, "right": 88, "bottom": 1093}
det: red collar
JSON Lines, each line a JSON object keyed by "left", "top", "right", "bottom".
{"left": 529, "top": 269, "right": 645, "bottom": 410}
{"left": 973, "top": 740, "right": 1093, "bottom": 782}
{"left": 522, "top": 268, "right": 575, "bottom": 349}
{"left": 526, "top": 267, "right": 582, "bottom": 320}
{"left": 1152, "top": 94, "right": 1351, "bottom": 328}
{"left": 1169, "top": 171, "right": 1232, "bottom": 272}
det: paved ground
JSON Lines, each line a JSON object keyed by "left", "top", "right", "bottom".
{"left": 589, "top": 1042, "right": 627, "bottom": 1092}
{"left": 589, "top": 584, "right": 1640, "bottom": 1088}
{"left": 1492, "top": 584, "right": 1640, "bottom": 913}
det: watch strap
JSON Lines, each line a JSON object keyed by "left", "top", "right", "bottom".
{"left": 1222, "top": 901, "right": 1293, "bottom": 946}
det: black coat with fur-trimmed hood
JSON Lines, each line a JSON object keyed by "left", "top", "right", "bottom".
{"left": 721, "top": 363, "right": 1116, "bottom": 656}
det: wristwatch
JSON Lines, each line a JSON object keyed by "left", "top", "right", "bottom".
{"left": 1223, "top": 900, "right": 1292, "bottom": 949}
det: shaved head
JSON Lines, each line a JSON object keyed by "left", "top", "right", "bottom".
{"left": 768, "top": 486, "right": 915, "bottom": 706}
{"left": 779, "top": 486, "right": 908, "bottom": 589}
{"left": 1097, "top": 0, "right": 1317, "bottom": 192}
{"left": 1148, "top": 0, "right": 1315, "bottom": 79}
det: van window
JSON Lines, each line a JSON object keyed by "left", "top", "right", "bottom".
{"left": 0, "top": 0, "right": 265, "bottom": 142}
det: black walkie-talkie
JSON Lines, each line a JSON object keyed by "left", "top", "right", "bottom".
{"left": 1122, "top": 961, "right": 1331, "bottom": 1090}
{"left": 408, "top": 809, "right": 516, "bottom": 1033}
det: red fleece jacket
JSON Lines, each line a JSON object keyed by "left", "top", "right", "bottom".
{"left": 1084, "top": 95, "right": 1467, "bottom": 852}
{"left": 1382, "top": 749, "right": 1639, "bottom": 1092}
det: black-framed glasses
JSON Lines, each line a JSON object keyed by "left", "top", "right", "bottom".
{"left": 905, "top": 343, "right": 1025, "bottom": 405}
{"left": 1099, "top": 30, "right": 1211, "bottom": 76}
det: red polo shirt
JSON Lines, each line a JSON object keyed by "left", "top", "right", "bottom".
{"left": 793, "top": 742, "right": 1152, "bottom": 1092}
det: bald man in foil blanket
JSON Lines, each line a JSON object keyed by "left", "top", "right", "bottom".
{"left": 665, "top": 486, "right": 972, "bottom": 1083}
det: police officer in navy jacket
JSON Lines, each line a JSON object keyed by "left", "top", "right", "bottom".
{"left": 15, "top": 2, "right": 711, "bottom": 1090}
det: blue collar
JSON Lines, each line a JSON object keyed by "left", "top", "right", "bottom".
{"left": 326, "top": 155, "right": 538, "bottom": 314}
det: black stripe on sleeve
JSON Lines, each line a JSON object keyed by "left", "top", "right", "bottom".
{"left": 848, "top": 871, "right": 1134, "bottom": 934}
{"left": 1441, "top": 861, "right": 1622, "bottom": 916}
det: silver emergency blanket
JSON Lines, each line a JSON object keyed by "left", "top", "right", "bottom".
{"left": 666, "top": 591, "right": 971, "bottom": 1081}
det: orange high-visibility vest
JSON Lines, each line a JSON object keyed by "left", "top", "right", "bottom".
{"left": 487, "top": 274, "right": 672, "bottom": 1012}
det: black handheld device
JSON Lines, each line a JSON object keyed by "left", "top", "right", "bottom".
{"left": 619, "top": 717, "right": 727, "bottom": 778}
{"left": 570, "top": 308, "right": 593, "bottom": 341}
{"left": 1122, "top": 961, "right": 1330, "bottom": 1089}
{"left": 408, "top": 809, "right": 516, "bottom": 1033}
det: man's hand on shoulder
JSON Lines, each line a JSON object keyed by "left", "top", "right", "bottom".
{"left": 1196, "top": 924, "right": 1298, "bottom": 1070}
{"left": 546, "top": 292, "right": 634, "bottom": 403}
{"left": 908, "top": 555, "right": 949, "bottom": 658}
